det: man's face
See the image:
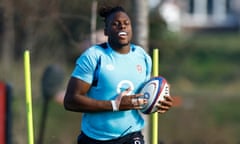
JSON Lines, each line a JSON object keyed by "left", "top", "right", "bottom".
{"left": 105, "top": 11, "right": 132, "bottom": 47}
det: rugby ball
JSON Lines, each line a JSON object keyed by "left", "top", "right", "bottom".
{"left": 140, "top": 76, "right": 170, "bottom": 114}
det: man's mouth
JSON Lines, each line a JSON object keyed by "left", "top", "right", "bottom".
{"left": 118, "top": 31, "right": 127, "bottom": 39}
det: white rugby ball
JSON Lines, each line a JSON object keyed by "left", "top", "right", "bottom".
{"left": 140, "top": 76, "right": 170, "bottom": 114}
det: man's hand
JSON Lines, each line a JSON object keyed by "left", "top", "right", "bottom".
{"left": 114, "top": 88, "right": 148, "bottom": 111}
{"left": 156, "top": 95, "right": 174, "bottom": 113}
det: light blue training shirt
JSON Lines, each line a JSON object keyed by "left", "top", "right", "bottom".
{"left": 71, "top": 42, "right": 152, "bottom": 140}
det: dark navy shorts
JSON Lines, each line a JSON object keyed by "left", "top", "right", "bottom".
{"left": 77, "top": 131, "right": 144, "bottom": 144}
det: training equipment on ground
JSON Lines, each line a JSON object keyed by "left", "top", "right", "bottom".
{"left": 140, "top": 76, "right": 170, "bottom": 114}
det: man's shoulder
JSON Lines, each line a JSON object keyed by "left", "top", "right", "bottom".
{"left": 131, "top": 44, "right": 149, "bottom": 55}
{"left": 84, "top": 43, "right": 108, "bottom": 55}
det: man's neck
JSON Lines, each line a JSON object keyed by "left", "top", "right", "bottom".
{"left": 108, "top": 42, "right": 130, "bottom": 54}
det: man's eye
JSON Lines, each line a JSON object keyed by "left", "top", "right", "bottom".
{"left": 112, "top": 22, "right": 119, "bottom": 26}
{"left": 111, "top": 21, "right": 130, "bottom": 27}
{"left": 125, "top": 21, "right": 130, "bottom": 25}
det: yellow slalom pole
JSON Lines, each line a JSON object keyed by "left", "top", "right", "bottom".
{"left": 151, "top": 48, "right": 159, "bottom": 144}
{"left": 24, "top": 50, "right": 35, "bottom": 144}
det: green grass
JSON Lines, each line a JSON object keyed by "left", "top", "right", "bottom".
{"left": 208, "top": 97, "right": 240, "bottom": 125}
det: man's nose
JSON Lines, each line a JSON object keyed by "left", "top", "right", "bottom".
{"left": 119, "top": 23, "right": 126, "bottom": 29}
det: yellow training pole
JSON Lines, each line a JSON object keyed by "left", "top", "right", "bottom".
{"left": 24, "top": 50, "right": 35, "bottom": 144}
{"left": 151, "top": 48, "right": 159, "bottom": 144}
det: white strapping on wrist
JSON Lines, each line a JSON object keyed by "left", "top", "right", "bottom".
{"left": 111, "top": 100, "right": 118, "bottom": 111}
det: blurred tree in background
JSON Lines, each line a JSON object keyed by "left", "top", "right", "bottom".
{"left": 0, "top": 0, "right": 240, "bottom": 143}
{"left": 0, "top": 0, "right": 133, "bottom": 66}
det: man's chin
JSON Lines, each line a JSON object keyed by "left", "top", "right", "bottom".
{"left": 119, "top": 41, "right": 130, "bottom": 47}
{"left": 109, "top": 39, "right": 130, "bottom": 48}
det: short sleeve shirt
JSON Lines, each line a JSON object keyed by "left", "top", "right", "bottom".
{"left": 72, "top": 42, "right": 152, "bottom": 140}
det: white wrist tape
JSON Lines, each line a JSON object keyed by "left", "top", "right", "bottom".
{"left": 111, "top": 100, "right": 118, "bottom": 111}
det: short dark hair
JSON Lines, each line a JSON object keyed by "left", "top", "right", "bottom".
{"left": 98, "top": 6, "right": 127, "bottom": 23}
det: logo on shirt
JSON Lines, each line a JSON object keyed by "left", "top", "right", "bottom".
{"left": 117, "top": 80, "right": 134, "bottom": 95}
{"left": 136, "top": 65, "right": 142, "bottom": 73}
